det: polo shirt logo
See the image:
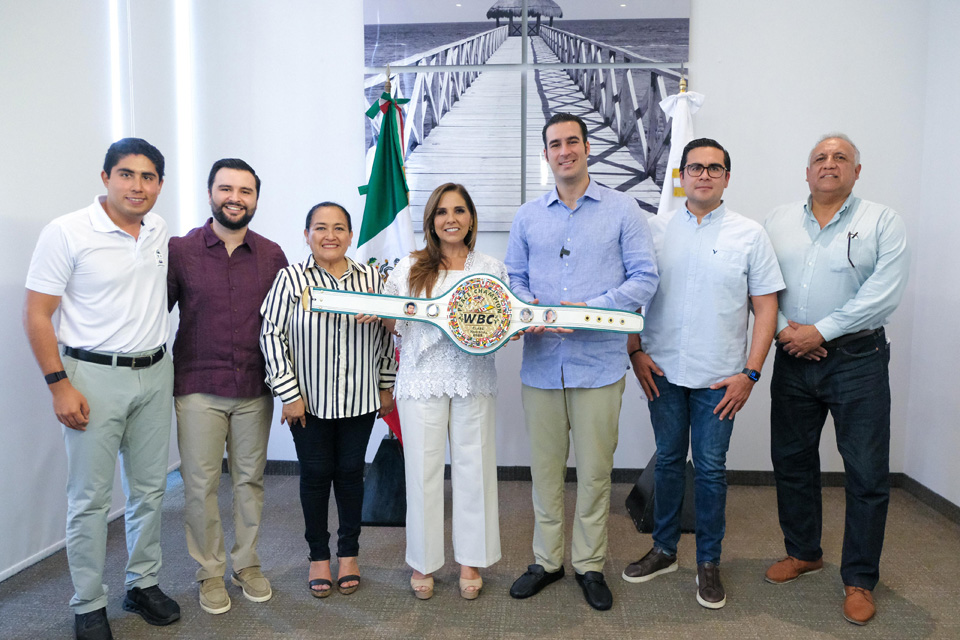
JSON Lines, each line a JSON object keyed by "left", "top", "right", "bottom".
{"left": 155, "top": 249, "right": 165, "bottom": 267}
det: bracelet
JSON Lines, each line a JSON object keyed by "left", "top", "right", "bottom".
{"left": 628, "top": 348, "right": 643, "bottom": 358}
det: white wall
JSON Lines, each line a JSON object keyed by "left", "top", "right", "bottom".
{"left": 903, "top": 0, "right": 960, "bottom": 505}
{"left": 688, "top": 0, "right": 928, "bottom": 472}
{"left": 0, "top": 1, "right": 182, "bottom": 582}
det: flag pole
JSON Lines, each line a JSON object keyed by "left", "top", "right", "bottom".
{"left": 381, "top": 64, "right": 409, "bottom": 190}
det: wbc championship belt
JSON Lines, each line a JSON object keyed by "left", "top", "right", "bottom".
{"left": 302, "top": 273, "right": 643, "bottom": 355}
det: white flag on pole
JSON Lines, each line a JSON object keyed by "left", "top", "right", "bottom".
{"left": 657, "top": 91, "right": 705, "bottom": 216}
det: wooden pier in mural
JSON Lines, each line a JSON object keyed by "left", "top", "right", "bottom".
{"left": 364, "top": 27, "right": 682, "bottom": 231}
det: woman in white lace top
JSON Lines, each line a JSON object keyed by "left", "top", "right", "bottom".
{"left": 383, "top": 183, "right": 504, "bottom": 600}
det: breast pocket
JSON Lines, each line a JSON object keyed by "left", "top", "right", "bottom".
{"left": 830, "top": 235, "right": 857, "bottom": 271}
{"left": 712, "top": 249, "right": 747, "bottom": 288}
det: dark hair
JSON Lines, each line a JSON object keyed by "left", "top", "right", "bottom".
{"left": 408, "top": 183, "right": 478, "bottom": 297}
{"left": 103, "top": 138, "right": 165, "bottom": 180}
{"left": 207, "top": 158, "right": 260, "bottom": 195}
{"left": 680, "top": 138, "right": 731, "bottom": 172}
{"left": 305, "top": 201, "right": 352, "bottom": 231}
{"left": 542, "top": 113, "right": 589, "bottom": 149}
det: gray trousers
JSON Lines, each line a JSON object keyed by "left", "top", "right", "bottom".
{"left": 175, "top": 393, "right": 272, "bottom": 581}
{"left": 61, "top": 352, "right": 173, "bottom": 614}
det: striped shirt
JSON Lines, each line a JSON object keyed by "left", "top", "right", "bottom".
{"left": 260, "top": 255, "right": 397, "bottom": 419}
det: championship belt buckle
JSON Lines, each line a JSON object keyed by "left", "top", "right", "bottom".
{"left": 302, "top": 273, "right": 643, "bottom": 355}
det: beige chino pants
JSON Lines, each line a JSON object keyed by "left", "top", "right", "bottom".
{"left": 522, "top": 376, "right": 625, "bottom": 574}
{"left": 175, "top": 393, "right": 272, "bottom": 581}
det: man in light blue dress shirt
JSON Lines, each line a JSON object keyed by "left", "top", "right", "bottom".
{"left": 505, "top": 113, "right": 659, "bottom": 610}
{"left": 620, "top": 139, "right": 783, "bottom": 609}
{"left": 762, "top": 134, "right": 909, "bottom": 626}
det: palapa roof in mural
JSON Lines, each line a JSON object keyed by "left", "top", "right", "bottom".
{"left": 486, "top": 0, "right": 563, "bottom": 20}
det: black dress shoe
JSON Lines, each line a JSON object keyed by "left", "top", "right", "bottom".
{"left": 122, "top": 585, "right": 181, "bottom": 626}
{"left": 575, "top": 571, "right": 613, "bottom": 611}
{"left": 75, "top": 608, "right": 113, "bottom": 640}
{"left": 510, "top": 564, "right": 565, "bottom": 599}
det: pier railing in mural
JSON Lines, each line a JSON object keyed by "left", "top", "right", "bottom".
{"left": 364, "top": 26, "right": 508, "bottom": 158}
{"left": 539, "top": 25, "right": 682, "bottom": 186}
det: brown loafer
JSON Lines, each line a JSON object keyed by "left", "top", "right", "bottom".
{"left": 843, "top": 586, "right": 875, "bottom": 625}
{"left": 764, "top": 556, "right": 824, "bottom": 584}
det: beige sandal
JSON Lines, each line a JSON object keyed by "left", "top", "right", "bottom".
{"left": 410, "top": 574, "right": 434, "bottom": 600}
{"left": 459, "top": 577, "right": 483, "bottom": 600}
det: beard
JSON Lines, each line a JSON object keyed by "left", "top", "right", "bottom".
{"left": 211, "top": 201, "right": 256, "bottom": 230}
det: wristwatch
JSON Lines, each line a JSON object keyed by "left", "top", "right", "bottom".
{"left": 45, "top": 370, "right": 68, "bottom": 385}
{"left": 741, "top": 368, "right": 761, "bottom": 382}
{"left": 302, "top": 273, "right": 644, "bottom": 356}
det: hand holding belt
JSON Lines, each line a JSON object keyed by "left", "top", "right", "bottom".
{"left": 302, "top": 273, "right": 644, "bottom": 355}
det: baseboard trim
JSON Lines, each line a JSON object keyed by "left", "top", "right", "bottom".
{"left": 896, "top": 473, "right": 960, "bottom": 525}
{"left": 255, "top": 461, "right": 960, "bottom": 525}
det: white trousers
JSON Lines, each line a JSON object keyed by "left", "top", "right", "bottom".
{"left": 399, "top": 394, "right": 501, "bottom": 574}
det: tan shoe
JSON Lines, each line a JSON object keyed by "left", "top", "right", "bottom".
{"left": 843, "top": 586, "right": 875, "bottom": 625}
{"left": 199, "top": 577, "right": 231, "bottom": 615}
{"left": 410, "top": 574, "right": 434, "bottom": 600}
{"left": 764, "top": 556, "right": 824, "bottom": 584}
{"left": 459, "top": 577, "right": 483, "bottom": 600}
{"left": 231, "top": 566, "right": 273, "bottom": 602}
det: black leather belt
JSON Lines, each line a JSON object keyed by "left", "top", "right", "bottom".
{"left": 63, "top": 345, "right": 166, "bottom": 369}
{"left": 822, "top": 327, "right": 883, "bottom": 349}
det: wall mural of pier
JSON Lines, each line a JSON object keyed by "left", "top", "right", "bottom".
{"left": 364, "top": 0, "right": 690, "bottom": 231}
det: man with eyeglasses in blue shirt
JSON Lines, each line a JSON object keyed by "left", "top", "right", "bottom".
{"left": 762, "top": 134, "right": 909, "bottom": 626}
{"left": 505, "top": 112, "right": 659, "bottom": 611}
{"left": 620, "top": 138, "right": 783, "bottom": 610}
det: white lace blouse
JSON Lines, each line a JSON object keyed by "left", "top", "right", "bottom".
{"left": 384, "top": 251, "right": 508, "bottom": 400}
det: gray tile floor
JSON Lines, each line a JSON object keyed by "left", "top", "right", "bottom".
{"left": 1, "top": 473, "right": 958, "bottom": 639}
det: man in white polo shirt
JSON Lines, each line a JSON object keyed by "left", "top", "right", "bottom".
{"left": 621, "top": 138, "right": 783, "bottom": 609}
{"left": 24, "top": 138, "right": 180, "bottom": 640}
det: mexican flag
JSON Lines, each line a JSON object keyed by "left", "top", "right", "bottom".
{"left": 657, "top": 90, "right": 705, "bottom": 215}
{"left": 356, "top": 90, "right": 416, "bottom": 282}
{"left": 357, "top": 88, "right": 416, "bottom": 443}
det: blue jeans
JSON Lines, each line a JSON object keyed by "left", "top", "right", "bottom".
{"left": 290, "top": 412, "right": 376, "bottom": 562}
{"left": 770, "top": 331, "right": 890, "bottom": 590}
{"left": 648, "top": 377, "right": 733, "bottom": 564}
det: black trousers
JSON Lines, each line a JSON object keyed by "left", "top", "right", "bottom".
{"left": 290, "top": 412, "right": 376, "bottom": 561}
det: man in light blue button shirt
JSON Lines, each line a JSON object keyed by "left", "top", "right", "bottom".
{"left": 762, "top": 134, "right": 909, "bottom": 626}
{"left": 505, "top": 113, "right": 658, "bottom": 611}
{"left": 620, "top": 139, "right": 783, "bottom": 609}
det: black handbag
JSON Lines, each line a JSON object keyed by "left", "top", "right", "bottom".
{"left": 361, "top": 433, "right": 407, "bottom": 526}
{"left": 625, "top": 452, "right": 697, "bottom": 533}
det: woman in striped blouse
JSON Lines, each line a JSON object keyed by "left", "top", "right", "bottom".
{"left": 260, "top": 202, "right": 397, "bottom": 598}
{"left": 382, "top": 183, "right": 504, "bottom": 600}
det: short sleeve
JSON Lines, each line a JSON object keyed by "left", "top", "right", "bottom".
{"left": 25, "top": 222, "right": 74, "bottom": 296}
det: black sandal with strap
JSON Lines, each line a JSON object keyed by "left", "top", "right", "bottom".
{"left": 337, "top": 575, "right": 361, "bottom": 595}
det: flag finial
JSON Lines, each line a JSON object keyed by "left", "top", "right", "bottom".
{"left": 384, "top": 65, "right": 391, "bottom": 93}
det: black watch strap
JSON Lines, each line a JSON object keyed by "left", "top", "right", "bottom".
{"left": 741, "top": 368, "right": 760, "bottom": 382}
{"left": 45, "top": 370, "right": 68, "bottom": 385}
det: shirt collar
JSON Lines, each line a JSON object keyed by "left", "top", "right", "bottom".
{"left": 303, "top": 253, "right": 357, "bottom": 277}
{"left": 683, "top": 202, "right": 727, "bottom": 224}
{"left": 546, "top": 177, "right": 603, "bottom": 209}
{"left": 201, "top": 218, "right": 254, "bottom": 252}
{"left": 803, "top": 192, "right": 858, "bottom": 224}
{"left": 88, "top": 195, "right": 158, "bottom": 234}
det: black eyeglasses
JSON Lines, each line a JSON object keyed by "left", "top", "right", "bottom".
{"left": 847, "top": 231, "right": 858, "bottom": 268}
{"left": 682, "top": 163, "right": 727, "bottom": 178}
